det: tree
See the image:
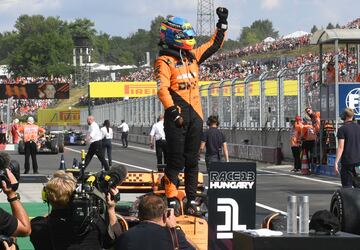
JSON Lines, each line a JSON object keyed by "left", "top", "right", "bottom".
{"left": 326, "top": 22, "right": 335, "bottom": 29}
{"left": 310, "top": 25, "right": 318, "bottom": 34}
{"left": 335, "top": 23, "right": 341, "bottom": 29}
{"left": 8, "top": 15, "right": 73, "bottom": 76}
{"left": 239, "top": 19, "right": 279, "bottom": 47}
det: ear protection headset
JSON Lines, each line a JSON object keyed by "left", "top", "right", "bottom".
{"left": 41, "top": 173, "right": 77, "bottom": 204}
{"left": 207, "top": 115, "right": 219, "bottom": 126}
{"left": 340, "top": 111, "right": 346, "bottom": 121}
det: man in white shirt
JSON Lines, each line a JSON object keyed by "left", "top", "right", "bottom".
{"left": 119, "top": 120, "right": 129, "bottom": 148}
{"left": 85, "top": 116, "right": 109, "bottom": 170}
{"left": 149, "top": 115, "right": 167, "bottom": 165}
{"left": 101, "top": 120, "right": 113, "bottom": 167}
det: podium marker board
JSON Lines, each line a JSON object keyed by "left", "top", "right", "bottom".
{"left": 208, "top": 162, "right": 256, "bottom": 250}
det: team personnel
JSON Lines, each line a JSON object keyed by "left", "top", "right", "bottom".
{"left": 119, "top": 120, "right": 129, "bottom": 148}
{"left": 301, "top": 118, "right": 317, "bottom": 173}
{"left": 155, "top": 7, "right": 228, "bottom": 214}
{"left": 85, "top": 116, "right": 109, "bottom": 171}
{"left": 0, "top": 121, "right": 6, "bottom": 144}
{"left": 101, "top": 120, "right": 113, "bottom": 167}
{"left": 149, "top": 115, "right": 167, "bottom": 165}
{"left": 11, "top": 119, "right": 20, "bottom": 144}
{"left": 290, "top": 116, "right": 303, "bottom": 172}
{"left": 334, "top": 108, "right": 360, "bottom": 187}
{"left": 18, "top": 117, "right": 45, "bottom": 174}
{"left": 305, "top": 107, "right": 320, "bottom": 134}
{"left": 200, "top": 115, "right": 229, "bottom": 171}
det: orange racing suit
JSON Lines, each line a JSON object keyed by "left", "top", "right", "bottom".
{"left": 155, "top": 28, "right": 226, "bottom": 201}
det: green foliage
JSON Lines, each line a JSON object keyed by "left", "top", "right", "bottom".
{"left": 326, "top": 22, "right": 335, "bottom": 29}
{"left": 310, "top": 25, "right": 318, "bottom": 34}
{"left": 239, "top": 19, "right": 279, "bottom": 47}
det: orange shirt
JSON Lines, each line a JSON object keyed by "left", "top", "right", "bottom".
{"left": 290, "top": 122, "right": 303, "bottom": 147}
{"left": 302, "top": 124, "right": 317, "bottom": 141}
{"left": 18, "top": 124, "right": 45, "bottom": 142}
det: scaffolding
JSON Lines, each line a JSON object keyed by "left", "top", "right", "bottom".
{"left": 196, "top": 0, "right": 215, "bottom": 38}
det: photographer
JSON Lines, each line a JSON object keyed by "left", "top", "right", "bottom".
{"left": 30, "top": 170, "right": 121, "bottom": 250}
{"left": 115, "top": 194, "right": 197, "bottom": 250}
{"left": 0, "top": 152, "right": 31, "bottom": 248}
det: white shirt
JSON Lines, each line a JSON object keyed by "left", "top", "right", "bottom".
{"left": 119, "top": 122, "right": 129, "bottom": 132}
{"left": 88, "top": 121, "right": 103, "bottom": 143}
{"left": 101, "top": 126, "right": 113, "bottom": 139}
{"left": 150, "top": 120, "right": 165, "bottom": 141}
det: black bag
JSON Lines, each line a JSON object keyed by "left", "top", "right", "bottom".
{"left": 309, "top": 210, "right": 340, "bottom": 235}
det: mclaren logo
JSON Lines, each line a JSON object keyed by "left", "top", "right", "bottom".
{"left": 217, "top": 198, "right": 246, "bottom": 239}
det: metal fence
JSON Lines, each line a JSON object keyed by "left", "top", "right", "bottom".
{"left": 81, "top": 64, "right": 323, "bottom": 129}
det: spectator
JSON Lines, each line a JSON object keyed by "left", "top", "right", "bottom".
{"left": 200, "top": 115, "right": 229, "bottom": 171}
{"left": 0, "top": 152, "right": 31, "bottom": 238}
{"left": 290, "top": 116, "right": 303, "bottom": 172}
{"left": 334, "top": 108, "right": 360, "bottom": 187}
{"left": 101, "top": 119, "right": 113, "bottom": 167}
{"left": 30, "top": 170, "right": 121, "bottom": 249}
{"left": 18, "top": 117, "right": 45, "bottom": 174}
{"left": 0, "top": 121, "right": 6, "bottom": 144}
{"left": 119, "top": 120, "right": 129, "bottom": 148}
{"left": 149, "top": 115, "right": 167, "bottom": 165}
{"left": 115, "top": 194, "right": 196, "bottom": 250}
{"left": 10, "top": 119, "right": 20, "bottom": 144}
{"left": 84, "top": 116, "right": 109, "bottom": 171}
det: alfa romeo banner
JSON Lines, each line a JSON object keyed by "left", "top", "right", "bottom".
{"left": 0, "top": 82, "right": 69, "bottom": 99}
{"left": 208, "top": 162, "right": 256, "bottom": 250}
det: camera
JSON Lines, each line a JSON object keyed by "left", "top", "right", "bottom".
{"left": 0, "top": 235, "right": 17, "bottom": 250}
{"left": 0, "top": 152, "right": 20, "bottom": 191}
{"left": 64, "top": 164, "right": 127, "bottom": 235}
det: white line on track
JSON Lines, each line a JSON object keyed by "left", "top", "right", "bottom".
{"left": 260, "top": 169, "right": 342, "bottom": 186}
{"left": 65, "top": 147, "right": 153, "bottom": 172}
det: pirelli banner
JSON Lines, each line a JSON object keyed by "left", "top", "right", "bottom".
{"left": 0, "top": 83, "right": 70, "bottom": 99}
{"left": 208, "top": 162, "right": 256, "bottom": 250}
{"left": 90, "top": 80, "right": 297, "bottom": 98}
{"left": 89, "top": 81, "right": 214, "bottom": 98}
{"left": 37, "top": 109, "right": 80, "bottom": 126}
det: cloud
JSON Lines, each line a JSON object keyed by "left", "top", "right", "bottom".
{"left": 261, "top": 0, "right": 281, "bottom": 10}
{"left": 0, "top": 0, "right": 61, "bottom": 14}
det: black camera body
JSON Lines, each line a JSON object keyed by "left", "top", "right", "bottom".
{"left": 0, "top": 152, "right": 20, "bottom": 191}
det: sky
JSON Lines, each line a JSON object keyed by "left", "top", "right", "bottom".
{"left": 0, "top": 0, "right": 358, "bottom": 40}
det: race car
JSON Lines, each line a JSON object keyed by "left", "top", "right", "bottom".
{"left": 18, "top": 131, "right": 64, "bottom": 154}
{"left": 63, "top": 130, "right": 86, "bottom": 146}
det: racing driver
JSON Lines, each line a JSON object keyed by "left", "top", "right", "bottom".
{"left": 154, "top": 7, "right": 228, "bottom": 215}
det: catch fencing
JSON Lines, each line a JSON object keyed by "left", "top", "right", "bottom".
{"left": 81, "top": 63, "right": 321, "bottom": 130}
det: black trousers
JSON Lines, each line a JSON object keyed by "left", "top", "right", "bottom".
{"left": 121, "top": 132, "right": 128, "bottom": 147}
{"left": 302, "top": 140, "right": 315, "bottom": 170}
{"left": 164, "top": 109, "right": 203, "bottom": 201}
{"left": 0, "top": 133, "right": 6, "bottom": 144}
{"left": 102, "top": 139, "right": 112, "bottom": 167}
{"left": 24, "top": 141, "right": 38, "bottom": 173}
{"left": 155, "top": 139, "right": 167, "bottom": 165}
{"left": 291, "top": 146, "right": 301, "bottom": 170}
{"left": 85, "top": 140, "right": 109, "bottom": 171}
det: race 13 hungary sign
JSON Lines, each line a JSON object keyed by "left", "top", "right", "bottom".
{"left": 208, "top": 162, "right": 256, "bottom": 250}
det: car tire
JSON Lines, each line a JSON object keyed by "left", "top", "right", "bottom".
{"left": 330, "top": 188, "right": 360, "bottom": 234}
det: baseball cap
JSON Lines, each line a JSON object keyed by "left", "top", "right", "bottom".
{"left": 309, "top": 210, "right": 340, "bottom": 235}
{"left": 295, "top": 115, "right": 302, "bottom": 121}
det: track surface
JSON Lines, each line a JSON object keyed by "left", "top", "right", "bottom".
{"left": 5, "top": 141, "right": 342, "bottom": 228}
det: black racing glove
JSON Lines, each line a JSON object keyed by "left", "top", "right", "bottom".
{"left": 166, "top": 106, "right": 184, "bottom": 128}
{"left": 216, "top": 7, "right": 228, "bottom": 30}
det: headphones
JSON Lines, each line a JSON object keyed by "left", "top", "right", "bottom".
{"left": 41, "top": 173, "right": 77, "bottom": 204}
{"left": 207, "top": 115, "right": 219, "bottom": 126}
{"left": 340, "top": 111, "right": 346, "bottom": 121}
